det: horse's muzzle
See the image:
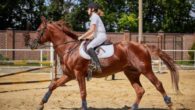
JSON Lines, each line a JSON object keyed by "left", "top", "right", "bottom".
{"left": 29, "top": 39, "right": 39, "bottom": 49}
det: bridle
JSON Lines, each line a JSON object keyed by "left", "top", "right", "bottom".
{"left": 28, "top": 22, "right": 47, "bottom": 49}
{"left": 36, "top": 23, "right": 47, "bottom": 43}
{"left": 37, "top": 23, "right": 80, "bottom": 53}
{"left": 51, "top": 23, "right": 81, "bottom": 53}
{"left": 26, "top": 21, "right": 81, "bottom": 54}
{"left": 53, "top": 39, "right": 81, "bottom": 54}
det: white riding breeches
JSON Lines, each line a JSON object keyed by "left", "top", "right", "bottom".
{"left": 87, "top": 33, "right": 107, "bottom": 50}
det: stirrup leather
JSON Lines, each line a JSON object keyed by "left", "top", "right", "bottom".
{"left": 87, "top": 61, "right": 101, "bottom": 81}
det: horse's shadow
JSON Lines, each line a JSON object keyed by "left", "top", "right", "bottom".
{"left": 60, "top": 106, "right": 190, "bottom": 110}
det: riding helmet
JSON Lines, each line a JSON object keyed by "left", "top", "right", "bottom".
{"left": 88, "top": 2, "right": 99, "bottom": 10}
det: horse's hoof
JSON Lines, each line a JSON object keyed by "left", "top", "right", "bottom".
{"left": 131, "top": 103, "right": 138, "bottom": 110}
{"left": 81, "top": 104, "right": 88, "bottom": 110}
{"left": 168, "top": 104, "right": 176, "bottom": 110}
{"left": 176, "top": 90, "right": 183, "bottom": 95}
{"left": 37, "top": 105, "right": 44, "bottom": 110}
{"left": 81, "top": 107, "right": 87, "bottom": 110}
{"left": 81, "top": 100, "right": 87, "bottom": 110}
{"left": 164, "top": 95, "right": 172, "bottom": 107}
{"left": 167, "top": 102, "right": 173, "bottom": 108}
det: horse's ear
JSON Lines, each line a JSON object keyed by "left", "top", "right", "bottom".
{"left": 41, "top": 16, "right": 47, "bottom": 24}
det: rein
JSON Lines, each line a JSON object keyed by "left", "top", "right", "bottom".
{"left": 29, "top": 21, "right": 81, "bottom": 54}
{"left": 50, "top": 22, "right": 81, "bottom": 53}
{"left": 53, "top": 40, "right": 81, "bottom": 54}
{"left": 36, "top": 23, "right": 47, "bottom": 43}
{"left": 28, "top": 22, "right": 47, "bottom": 49}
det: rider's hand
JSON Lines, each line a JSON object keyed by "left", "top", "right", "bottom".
{"left": 78, "top": 36, "right": 84, "bottom": 41}
{"left": 78, "top": 37, "right": 82, "bottom": 41}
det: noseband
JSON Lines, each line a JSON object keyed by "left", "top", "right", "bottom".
{"left": 28, "top": 23, "right": 47, "bottom": 49}
{"left": 36, "top": 23, "right": 47, "bottom": 43}
{"left": 25, "top": 21, "right": 80, "bottom": 53}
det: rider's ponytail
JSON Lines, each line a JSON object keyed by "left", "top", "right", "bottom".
{"left": 97, "top": 9, "right": 104, "bottom": 16}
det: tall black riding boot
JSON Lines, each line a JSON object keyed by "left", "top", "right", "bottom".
{"left": 87, "top": 48, "right": 102, "bottom": 73}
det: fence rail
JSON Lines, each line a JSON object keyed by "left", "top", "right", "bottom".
{"left": 163, "top": 50, "right": 195, "bottom": 65}
{"left": 0, "top": 48, "right": 53, "bottom": 67}
{"left": 0, "top": 43, "right": 55, "bottom": 79}
{"left": 0, "top": 49, "right": 195, "bottom": 70}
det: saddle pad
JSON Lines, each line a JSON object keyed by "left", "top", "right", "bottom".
{"left": 79, "top": 41, "right": 114, "bottom": 60}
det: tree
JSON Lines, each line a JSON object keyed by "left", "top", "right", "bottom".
{"left": 62, "top": 0, "right": 89, "bottom": 31}
{"left": 0, "top": 0, "right": 194, "bottom": 32}
{"left": 118, "top": 13, "right": 137, "bottom": 31}
{"left": 143, "top": 0, "right": 195, "bottom": 33}
{"left": 96, "top": 0, "right": 133, "bottom": 32}
{"left": 0, "top": 0, "right": 46, "bottom": 30}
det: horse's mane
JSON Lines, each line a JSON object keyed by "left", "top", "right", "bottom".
{"left": 52, "top": 20, "right": 78, "bottom": 40}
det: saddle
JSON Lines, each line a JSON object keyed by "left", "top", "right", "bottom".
{"left": 83, "top": 39, "right": 113, "bottom": 54}
{"left": 80, "top": 39, "right": 114, "bottom": 81}
{"left": 79, "top": 39, "right": 114, "bottom": 60}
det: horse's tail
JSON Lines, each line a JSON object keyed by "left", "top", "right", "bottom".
{"left": 146, "top": 44, "right": 180, "bottom": 93}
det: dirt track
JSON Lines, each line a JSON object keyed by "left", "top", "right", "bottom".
{"left": 0, "top": 70, "right": 195, "bottom": 110}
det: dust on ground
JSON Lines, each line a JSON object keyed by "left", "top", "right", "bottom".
{"left": 0, "top": 70, "right": 194, "bottom": 110}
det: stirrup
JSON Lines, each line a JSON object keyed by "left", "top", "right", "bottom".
{"left": 87, "top": 62, "right": 102, "bottom": 81}
{"left": 91, "top": 61, "right": 102, "bottom": 73}
{"left": 89, "top": 59, "right": 102, "bottom": 72}
{"left": 89, "top": 62, "right": 97, "bottom": 72}
{"left": 87, "top": 62, "right": 96, "bottom": 81}
{"left": 96, "top": 64, "right": 102, "bottom": 73}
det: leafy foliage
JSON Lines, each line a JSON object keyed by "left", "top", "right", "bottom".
{"left": 118, "top": 13, "right": 138, "bottom": 32}
{"left": 143, "top": 0, "right": 195, "bottom": 32}
{"left": 0, "top": 0, "right": 194, "bottom": 32}
{"left": 0, "top": 54, "right": 9, "bottom": 61}
{"left": 188, "top": 42, "right": 195, "bottom": 63}
{"left": 0, "top": 0, "right": 46, "bottom": 30}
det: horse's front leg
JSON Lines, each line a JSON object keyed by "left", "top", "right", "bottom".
{"left": 75, "top": 70, "right": 87, "bottom": 110}
{"left": 37, "top": 75, "right": 72, "bottom": 110}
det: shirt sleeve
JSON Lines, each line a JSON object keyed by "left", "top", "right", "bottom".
{"left": 90, "top": 15, "right": 98, "bottom": 25}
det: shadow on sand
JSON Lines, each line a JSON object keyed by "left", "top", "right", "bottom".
{"left": 60, "top": 106, "right": 190, "bottom": 110}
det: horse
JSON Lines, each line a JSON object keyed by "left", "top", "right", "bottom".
{"left": 24, "top": 16, "right": 180, "bottom": 110}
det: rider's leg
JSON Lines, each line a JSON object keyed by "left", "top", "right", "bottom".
{"left": 87, "top": 35, "right": 107, "bottom": 73}
{"left": 87, "top": 48, "right": 102, "bottom": 73}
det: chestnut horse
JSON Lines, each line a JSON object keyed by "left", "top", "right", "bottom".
{"left": 24, "top": 17, "right": 179, "bottom": 110}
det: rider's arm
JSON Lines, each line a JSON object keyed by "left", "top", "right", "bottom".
{"left": 79, "top": 24, "right": 96, "bottom": 40}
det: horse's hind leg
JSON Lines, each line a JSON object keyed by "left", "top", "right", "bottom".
{"left": 124, "top": 70, "right": 145, "bottom": 110}
{"left": 143, "top": 70, "right": 172, "bottom": 108}
{"left": 37, "top": 75, "right": 72, "bottom": 110}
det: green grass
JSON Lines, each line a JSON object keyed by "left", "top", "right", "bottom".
{"left": 176, "top": 61, "right": 194, "bottom": 65}
{"left": 0, "top": 61, "right": 51, "bottom": 66}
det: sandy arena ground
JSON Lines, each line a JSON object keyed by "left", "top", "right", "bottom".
{"left": 0, "top": 70, "right": 195, "bottom": 110}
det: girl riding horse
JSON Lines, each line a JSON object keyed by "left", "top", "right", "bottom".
{"left": 24, "top": 6, "right": 180, "bottom": 110}
{"left": 79, "top": 3, "right": 107, "bottom": 73}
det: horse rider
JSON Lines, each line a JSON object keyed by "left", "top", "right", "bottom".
{"left": 78, "top": 2, "right": 107, "bottom": 73}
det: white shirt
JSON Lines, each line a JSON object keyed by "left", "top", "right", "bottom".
{"left": 90, "top": 13, "right": 106, "bottom": 37}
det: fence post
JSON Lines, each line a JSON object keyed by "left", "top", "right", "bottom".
{"left": 159, "top": 59, "right": 162, "bottom": 73}
{"left": 5, "top": 28, "right": 14, "bottom": 59}
{"left": 50, "top": 43, "right": 54, "bottom": 80}
{"left": 194, "top": 51, "right": 195, "bottom": 69}
{"left": 124, "top": 30, "right": 130, "bottom": 41}
{"left": 40, "top": 49, "right": 43, "bottom": 67}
